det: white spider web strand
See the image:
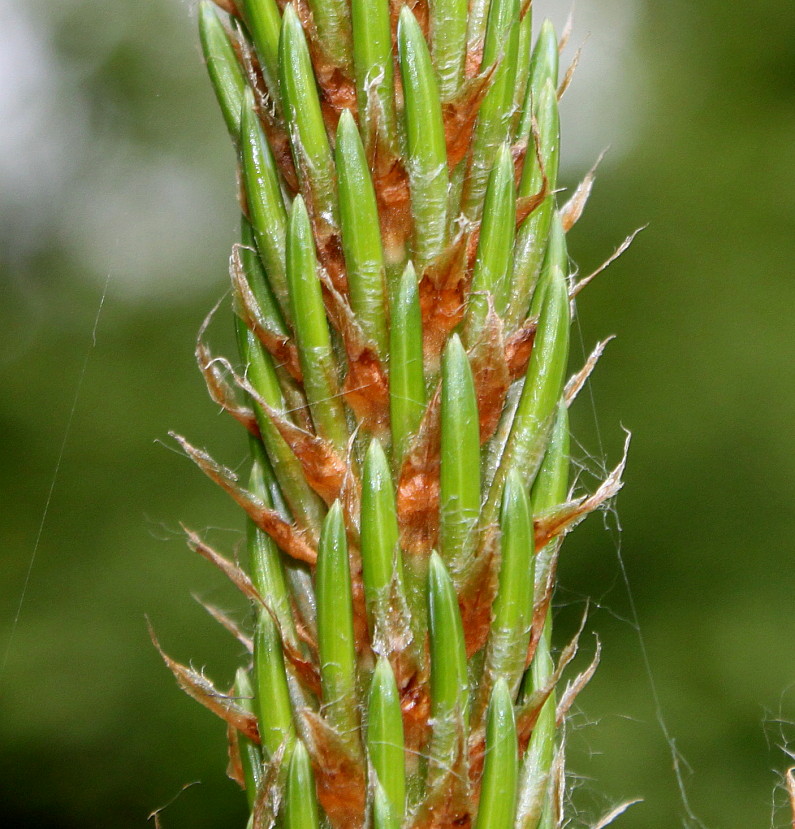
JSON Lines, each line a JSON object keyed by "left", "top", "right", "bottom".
{"left": 571, "top": 282, "right": 708, "bottom": 827}
{"left": 0, "top": 271, "right": 112, "bottom": 681}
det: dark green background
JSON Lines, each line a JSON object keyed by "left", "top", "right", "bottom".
{"left": 1, "top": 0, "right": 793, "bottom": 826}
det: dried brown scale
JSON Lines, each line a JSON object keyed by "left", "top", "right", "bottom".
{"left": 346, "top": 540, "right": 372, "bottom": 656}
{"left": 319, "top": 275, "right": 391, "bottom": 435}
{"left": 442, "top": 69, "right": 497, "bottom": 169}
{"left": 557, "top": 45, "right": 581, "bottom": 101}
{"left": 468, "top": 305, "right": 511, "bottom": 443}
{"left": 288, "top": 0, "right": 314, "bottom": 30}
{"left": 230, "top": 247, "right": 305, "bottom": 381}
{"left": 282, "top": 634, "right": 323, "bottom": 697}
{"left": 532, "top": 438, "right": 628, "bottom": 549}
{"left": 516, "top": 617, "right": 588, "bottom": 753}
{"left": 151, "top": 625, "right": 261, "bottom": 743}
{"left": 569, "top": 226, "right": 646, "bottom": 299}
{"left": 184, "top": 525, "right": 265, "bottom": 605}
{"left": 342, "top": 350, "right": 392, "bottom": 437}
{"left": 256, "top": 103, "right": 300, "bottom": 192}
{"left": 172, "top": 433, "right": 319, "bottom": 563}
{"left": 390, "top": 0, "right": 429, "bottom": 38}
{"left": 316, "top": 233, "right": 349, "bottom": 298}
{"left": 238, "top": 27, "right": 274, "bottom": 111}
{"left": 253, "top": 741, "right": 287, "bottom": 829}
{"left": 241, "top": 50, "right": 296, "bottom": 185}
{"left": 505, "top": 315, "right": 538, "bottom": 378}
{"left": 516, "top": 108, "right": 552, "bottom": 210}
{"left": 212, "top": 0, "right": 241, "bottom": 16}
{"left": 368, "top": 131, "right": 412, "bottom": 261}
{"left": 370, "top": 574, "right": 416, "bottom": 661}
{"left": 418, "top": 234, "right": 469, "bottom": 370}
{"left": 290, "top": 3, "right": 357, "bottom": 130}
{"left": 464, "top": 42, "right": 484, "bottom": 81}
{"left": 195, "top": 597, "right": 254, "bottom": 652}
{"left": 196, "top": 299, "right": 263, "bottom": 435}
{"left": 186, "top": 523, "right": 322, "bottom": 695}
{"left": 226, "top": 721, "right": 247, "bottom": 788}
{"left": 559, "top": 6, "right": 574, "bottom": 53}
{"left": 370, "top": 577, "right": 428, "bottom": 746}
{"left": 410, "top": 721, "right": 472, "bottom": 829}
{"left": 555, "top": 639, "right": 601, "bottom": 727}
{"left": 339, "top": 439, "right": 363, "bottom": 536}
{"left": 236, "top": 374, "right": 349, "bottom": 505}
{"left": 564, "top": 336, "right": 615, "bottom": 405}
{"left": 457, "top": 525, "right": 501, "bottom": 658}
{"left": 511, "top": 138, "right": 529, "bottom": 188}
{"left": 515, "top": 186, "right": 549, "bottom": 229}
{"left": 294, "top": 611, "right": 319, "bottom": 656}
{"left": 300, "top": 709, "right": 367, "bottom": 829}
{"left": 308, "top": 50, "right": 357, "bottom": 129}
{"left": 523, "top": 545, "right": 559, "bottom": 670}
{"left": 398, "top": 662, "right": 432, "bottom": 752}
{"left": 559, "top": 150, "right": 606, "bottom": 232}
{"left": 197, "top": 339, "right": 262, "bottom": 437}
{"left": 223, "top": 14, "right": 247, "bottom": 66}
{"left": 277, "top": 368, "right": 315, "bottom": 431}
{"left": 396, "top": 387, "right": 441, "bottom": 556}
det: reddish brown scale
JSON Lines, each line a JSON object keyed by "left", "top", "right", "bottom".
{"left": 465, "top": 43, "right": 484, "bottom": 81}
{"left": 197, "top": 598, "right": 254, "bottom": 652}
{"left": 524, "top": 547, "right": 560, "bottom": 670}
{"left": 252, "top": 744, "right": 286, "bottom": 828}
{"left": 515, "top": 186, "right": 549, "bottom": 229}
{"left": 368, "top": 130, "right": 413, "bottom": 262}
{"left": 282, "top": 635, "right": 322, "bottom": 697}
{"left": 443, "top": 69, "right": 496, "bottom": 169}
{"left": 301, "top": 710, "right": 367, "bottom": 829}
{"left": 226, "top": 722, "right": 247, "bottom": 789}
{"left": 457, "top": 526, "right": 501, "bottom": 658}
{"left": 289, "top": 146, "right": 349, "bottom": 295}
{"left": 184, "top": 525, "right": 265, "bottom": 605}
{"left": 290, "top": 1, "right": 357, "bottom": 131}
{"left": 505, "top": 316, "right": 538, "bottom": 379}
{"left": 249, "top": 394, "right": 348, "bottom": 505}
{"left": 151, "top": 625, "right": 261, "bottom": 743}
{"left": 346, "top": 539, "right": 373, "bottom": 656}
{"left": 317, "top": 66, "right": 358, "bottom": 133}
{"left": 390, "top": 0, "right": 429, "bottom": 37}
{"left": 172, "top": 433, "right": 320, "bottom": 563}
{"left": 511, "top": 139, "right": 529, "bottom": 189}
{"left": 342, "top": 349, "right": 391, "bottom": 436}
{"left": 468, "top": 306, "right": 511, "bottom": 443}
{"left": 410, "top": 726, "right": 473, "bottom": 829}
{"left": 294, "top": 611, "right": 319, "bottom": 656}
{"left": 399, "top": 664, "right": 432, "bottom": 752}
{"left": 230, "top": 250, "right": 304, "bottom": 381}
{"left": 197, "top": 338, "right": 261, "bottom": 437}
{"left": 211, "top": 0, "right": 241, "bottom": 15}
{"left": 533, "top": 441, "right": 628, "bottom": 551}
{"left": 320, "top": 276, "right": 391, "bottom": 436}
{"left": 516, "top": 616, "right": 592, "bottom": 752}
{"left": 258, "top": 105, "right": 301, "bottom": 192}
{"left": 419, "top": 236, "right": 469, "bottom": 372}
{"left": 555, "top": 642, "right": 601, "bottom": 728}
{"left": 396, "top": 388, "right": 442, "bottom": 556}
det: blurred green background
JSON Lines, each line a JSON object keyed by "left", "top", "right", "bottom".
{"left": 1, "top": 0, "right": 793, "bottom": 826}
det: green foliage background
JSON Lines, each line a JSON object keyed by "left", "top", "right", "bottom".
{"left": 0, "top": 0, "right": 793, "bottom": 826}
